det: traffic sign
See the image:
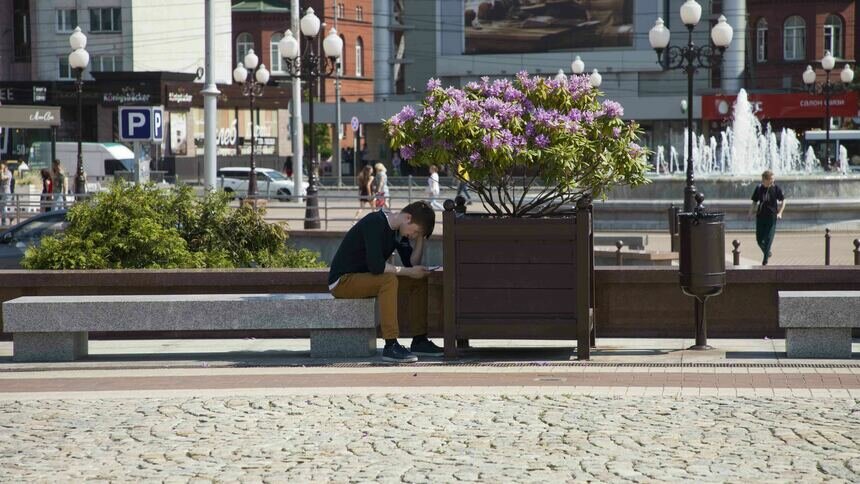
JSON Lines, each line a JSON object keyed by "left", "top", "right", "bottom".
{"left": 151, "top": 107, "right": 163, "bottom": 142}
{"left": 350, "top": 116, "right": 360, "bottom": 132}
{"left": 119, "top": 106, "right": 164, "bottom": 141}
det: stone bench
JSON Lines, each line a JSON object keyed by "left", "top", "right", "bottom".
{"left": 778, "top": 291, "right": 859, "bottom": 359}
{"left": 2, "top": 294, "right": 377, "bottom": 362}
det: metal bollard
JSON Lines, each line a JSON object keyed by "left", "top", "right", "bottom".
{"left": 825, "top": 228, "right": 831, "bottom": 266}
{"left": 854, "top": 239, "right": 860, "bottom": 266}
{"left": 732, "top": 239, "right": 740, "bottom": 266}
{"left": 615, "top": 240, "right": 624, "bottom": 266}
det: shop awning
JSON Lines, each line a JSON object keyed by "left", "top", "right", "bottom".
{"left": 702, "top": 92, "right": 858, "bottom": 121}
{"left": 0, "top": 105, "right": 61, "bottom": 128}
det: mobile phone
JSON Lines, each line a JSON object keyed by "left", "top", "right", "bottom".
{"left": 427, "top": 265, "right": 442, "bottom": 271}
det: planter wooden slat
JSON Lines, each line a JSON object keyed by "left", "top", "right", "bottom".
{"left": 455, "top": 319, "right": 577, "bottom": 339}
{"left": 457, "top": 289, "right": 576, "bottom": 314}
{"left": 456, "top": 241, "right": 577, "bottom": 264}
{"left": 451, "top": 223, "right": 577, "bottom": 240}
{"left": 456, "top": 263, "right": 576, "bottom": 289}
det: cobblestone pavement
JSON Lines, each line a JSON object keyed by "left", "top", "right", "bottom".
{"left": 1, "top": 393, "right": 858, "bottom": 482}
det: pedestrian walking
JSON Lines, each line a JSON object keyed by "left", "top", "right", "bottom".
{"left": 353, "top": 165, "right": 374, "bottom": 221}
{"left": 748, "top": 170, "right": 786, "bottom": 265}
{"left": 51, "top": 159, "right": 68, "bottom": 211}
{"left": 426, "top": 165, "right": 443, "bottom": 210}
{"left": 373, "top": 163, "right": 390, "bottom": 211}
{"left": 40, "top": 169, "right": 53, "bottom": 213}
{"left": 456, "top": 163, "right": 472, "bottom": 204}
{"left": 0, "top": 162, "right": 11, "bottom": 226}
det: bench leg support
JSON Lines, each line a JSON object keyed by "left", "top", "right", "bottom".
{"left": 310, "top": 329, "right": 376, "bottom": 358}
{"left": 785, "top": 328, "right": 853, "bottom": 359}
{"left": 13, "top": 332, "right": 89, "bottom": 362}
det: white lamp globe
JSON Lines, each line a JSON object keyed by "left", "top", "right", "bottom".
{"left": 589, "top": 68, "right": 602, "bottom": 88}
{"left": 244, "top": 49, "right": 259, "bottom": 70}
{"left": 69, "top": 27, "right": 87, "bottom": 50}
{"left": 711, "top": 15, "right": 733, "bottom": 47}
{"left": 679, "top": 0, "right": 702, "bottom": 27}
{"left": 323, "top": 28, "right": 343, "bottom": 58}
{"left": 69, "top": 48, "right": 90, "bottom": 70}
{"left": 255, "top": 64, "right": 270, "bottom": 84}
{"left": 841, "top": 64, "right": 854, "bottom": 84}
{"left": 300, "top": 7, "right": 321, "bottom": 37}
{"left": 821, "top": 51, "right": 836, "bottom": 71}
{"left": 554, "top": 69, "right": 567, "bottom": 84}
{"left": 233, "top": 62, "right": 248, "bottom": 84}
{"left": 571, "top": 55, "right": 585, "bottom": 75}
{"left": 279, "top": 30, "right": 299, "bottom": 59}
{"left": 802, "top": 65, "right": 816, "bottom": 85}
{"left": 649, "top": 18, "right": 671, "bottom": 49}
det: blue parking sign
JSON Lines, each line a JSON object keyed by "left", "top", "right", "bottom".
{"left": 151, "top": 107, "right": 163, "bottom": 142}
{"left": 119, "top": 107, "right": 151, "bottom": 141}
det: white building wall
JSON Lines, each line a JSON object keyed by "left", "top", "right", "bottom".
{"left": 129, "top": 0, "right": 232, "bottom": 84}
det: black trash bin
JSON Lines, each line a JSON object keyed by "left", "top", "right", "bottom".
{"left": 678, "top": 195, "right": 725, "bottom": 349}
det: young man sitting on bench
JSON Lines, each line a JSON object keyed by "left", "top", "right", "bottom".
{"left": 329, "top": 201, "right": 443, "bottom": 362}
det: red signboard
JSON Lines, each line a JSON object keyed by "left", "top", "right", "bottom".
{"left": 702, "top": 91, "right": 858, "bottom": 121}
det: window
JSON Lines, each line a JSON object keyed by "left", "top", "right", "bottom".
{"left": 756, "top": 18, "right": 767, "bottom": 62}
{"left": 236, "top": 32, "right": 254, "bottom": 65}
{"left": 823, "top": 14, "right": 843, "bottom": 58}
{"left": 355, "top": 37, "right": 363, "bottom": 77}
{"left": 13, "top": 0, "right": 30, "bottom": 62}
{"left": 270, "top": 33, "right": 283, "bottom": 72}
{"left": 58, "top": 57, "right": 73, "bottom": 80}
{"left": 90, "top": 7, "right": 121, "bottom": 33}
{"left": 355, "top": 6, "right": 363, "bottom": 21}
{"left": 337, "top": 3, "right": 344, "bottom": 19}
{"left": 56, "top": 9, "right": 77, "bottom": 33}
{"left": 92, "top": 55, "right": 123, "bottom": 72}
{"left": 337, "top": 34, "right": 346, "bottom": 75}
{"left": 783, "top": 16, "right": 805, "bottom": 60}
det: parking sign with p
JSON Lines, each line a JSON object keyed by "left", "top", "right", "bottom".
{"left": 119, "top": 106, "right": 164, "bottom": 142}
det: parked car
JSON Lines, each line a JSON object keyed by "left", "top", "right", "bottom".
{"left": 0, "top": 210, "right": 69, "bottom": 269}
{"left": 217, "top": 167, "right": 308, "bottom": 201}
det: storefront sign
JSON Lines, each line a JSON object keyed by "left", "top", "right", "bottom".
{"left": 167, "top": 92, "right": 193, "bottom": 105}
{"left": 703, "top": 92, "right": 859, "bottom": 120}
{"left": 103, "top": 89, "right": 152, "bottom": 105}
{"left": 0, "top": 105, "right": 61, "bottom": 128}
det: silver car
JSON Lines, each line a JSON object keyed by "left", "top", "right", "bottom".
{"left": 217, "top": 167, "right": 308, "bottom": 201}
{"left": 0, "top": 210, "right": 69, "bottom": 269}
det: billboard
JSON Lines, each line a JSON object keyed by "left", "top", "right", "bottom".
{"left": 702, "top": 92, "right": 859, "bottom": 120}
{"left": 464, "top": 0, "right": 634, "bottom": 55}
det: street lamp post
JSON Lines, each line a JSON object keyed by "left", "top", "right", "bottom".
{"left": 649, "top": 1, "right": 733, "bottom": 212}
{"left": 68, "top": 27, "right": 89, "bottom": 197}
{"left": 233, "top": 49, "right": 270, "bottom": 199}
{"left": 802, "top": 53, "right": 854, "bottom": 170}
{"left": 650, "top": 0, "right": 733, "bottom": 351}
{"left": 279, "top": 8, "right": 343, "bottom": 229}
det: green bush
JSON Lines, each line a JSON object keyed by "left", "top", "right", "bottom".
{"left": 22, "top": 183, "right": 325, "bottom": 270}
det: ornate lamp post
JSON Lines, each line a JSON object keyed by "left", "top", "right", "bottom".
{"left": 649, "top": 0, "right": 733, "bottom": 212}
{"left": 279, "top": 8, "right": 343, "bottom": 229}
{"left": 649, "top": 0, "right": 733, "bottom": 351}
{"left": 68, "top": 27, "right": 89, "bottom": 197}
{"left": 802, "top": 53, "right": 854, "bottom": 170}
{"left": 232, "top": 49, "right": 270, "bottom": 198}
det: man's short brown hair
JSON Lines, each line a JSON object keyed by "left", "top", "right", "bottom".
{"left": 401, "top": 201, "right": 435, "bottom": 238}
{"left": 762, "top": 170, "right": 774, "bottom": 180}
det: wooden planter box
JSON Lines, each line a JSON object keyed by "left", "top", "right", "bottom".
{"left": 442, "top": 200, "right": 595, "bottom": 359}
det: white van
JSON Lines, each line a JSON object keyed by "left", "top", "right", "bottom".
{"left": 29, "top": 142, "right": 139, "bottom": 187}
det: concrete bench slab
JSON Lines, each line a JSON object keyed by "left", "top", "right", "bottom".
{"left": 779, "top": 291, "right": 860, "bottom": 359}
{"left": 2, "top": 294, "right": 377, "bottom": 362}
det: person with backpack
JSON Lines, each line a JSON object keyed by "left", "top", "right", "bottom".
{"left": 748, "top": 170, "right": 786, "bottom": 265}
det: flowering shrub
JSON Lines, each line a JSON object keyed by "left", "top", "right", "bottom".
{"left": 385, "top": 72, "right": 649, "bottom": 217}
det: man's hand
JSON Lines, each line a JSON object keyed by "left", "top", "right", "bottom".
{"left": 404, "top": 265, "right": 430, "bottom": 279}
{"left": 777, "top": 213, "right": 783, "bottom": 220}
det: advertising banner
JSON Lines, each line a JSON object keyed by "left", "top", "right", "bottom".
{"left": 702, "top": 92, "right": 859, "bottom": 121}
{"left": 464, "top": 0, "right": 633, "bottom": 54}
